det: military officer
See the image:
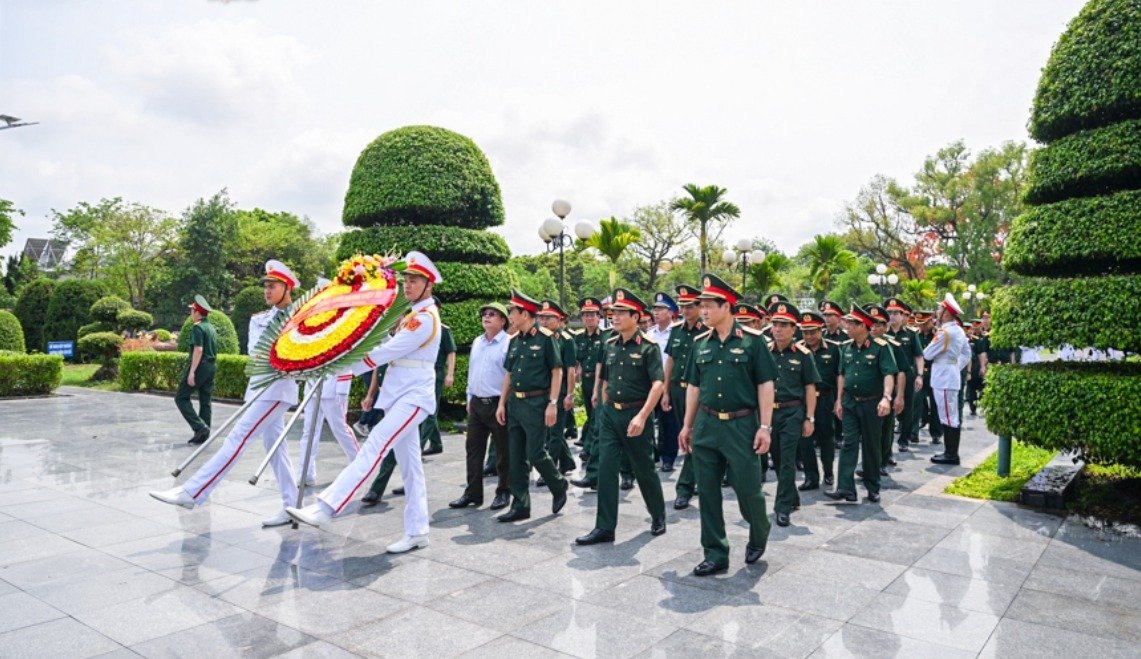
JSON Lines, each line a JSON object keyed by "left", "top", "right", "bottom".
{"left": 647, "top": 292, "right": 679, "bottom": 471}
{"left": 885, "top": 298, "right": 925, "bottom": 453}
{"left": 537, "top": 299, "right": 578, "bottom": 476}
{"left": 825, "top": 303, "right": 898, "bottom": 504}
{"left": 766, "top": 300, "right": 819, "bottom": 526}
{"left": 495, "top": 290, "right": 569, "bottom": 522}
{"left": 679, "top": 275, "right": 778, "bottom": 576}
{"left": 867, "top": 303, "right": 906, "bottom": 474}
{"left": 573, "top": 297, "right": 605, "bottom": 456}
{"left": 926, "top": 293, "right": 972, "bottom": 465}
{"left": 967, "top": 319, "right": 989, "bottom": 417}
{"left": 176, "top": 295, "right": 217, "bottom": 445}
{"left": 419, "top": 298, "right": 456, "bottom": 455}
{"left": 733, "top": 303, "right": 766, "bottom": 331}
{"left": 152, "top": 260, "right": 302, "bottom": 527}
{"left": 574, "top": 302, "right": 636, "bottom": 492}
{"left": 575, "top": 288, "right": 668, "bottom": 545}
{"left": 820, "top": 299, "right": 848, "bottom": 451}
{"left": 915, "top": 310, "right": 943, "bottom": 444}
{"left": 798, "top": 311, "right": 840, "bottom": 489}
{"left": 664, "top": 284, "right": 705, "bottom": 509}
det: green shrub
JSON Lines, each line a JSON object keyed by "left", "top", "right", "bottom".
{"left": 155, "top": 328, "right": 172, "bottom": 341}
{"left": 443, "top": 352, "right": 469, "bottom": 406}
{"left": 1003, "top": 188, "right": 1141, "bottom": 276}
{"left": 342, "top": 125, "right": 505, "bottom": 230}
{"left": 336, "top": 225, "right": 510, "bottom": 265}
{"left": 0, "top": 353, "right": 63, "bottom": 396}
{"left": 90, "top": 296, "right": 132, "bottom": 325}
{"left": 0, "top": 291, "right": 16, "bottom": 311}
{"left": 983, "top": 362, "right": 1141, "bottom": 468}
{"left": 44, "top": 279, "right": 107, "bottom": 348}
{"left": 0, "top": 309, "right": 25, "bottom": 352}
{"left": 1029, "top": 0, "right": 1141, "bottom": 142}
{"left": 435, "top": 263, "right": 514, "bottom": 303}
{"left": 1023, "top": 118, "right": 1141, "bottom": 204}
{"left": 119, "top": 352, "right": 250, "bottom": 398}
{"left": 440, "top": 299, "right": 493, "bottom": 347}
{"left": 117, "top": 309, "right": 153, "bottom": 333}
{"left": 77, "top": 331, "right": 122, "bottom": 364}
{"left": 990, "top": 274, "right": 1141, "bottom": 351}
{"left": 77, "top": 322, "right": 112, "bottom": 339}
{"left": 176, "top": 310, "right": 239, "bottom": 354}
{"left": 230, "top": 286, "right": 265, "bottom": 353}
{"left": 14, "top": 278, "right": 55, "bottom": 352}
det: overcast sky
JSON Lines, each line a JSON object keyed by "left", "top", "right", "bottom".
{"left": 1, "top": 0, "right": 1086, "bottom": 262}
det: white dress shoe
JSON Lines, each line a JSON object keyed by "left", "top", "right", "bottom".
{"left": 304, "top": 477, "right": 316, "bottom": 486}
{"left": 286, "top": 504, "right": 331, "bottom": 528}
{"left": 262, "top": 509, "right": 293, "bottom": 527}
{"left": 386, "top": 534, "right": 429, "bottom": 554}
{"left": 149, "top": 487, "right": 195, "bottom": 509}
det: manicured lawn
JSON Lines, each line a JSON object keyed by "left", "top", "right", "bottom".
{"left": 945, "top": 440, "right": 1055, "bottom": 502}
{"left": 60, "top": 363, "right": 119, "bottom": 391}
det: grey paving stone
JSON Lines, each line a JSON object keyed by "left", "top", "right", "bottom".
{"left": 935, "top": 527, "right": 1049, "bottom": 563}
{"left": 128, "top": 612, "right": 314, "bottom": 659}
{"left": 0, "top": 590, "right": 67, "bottom": 633}
{"left": 635, "top": 629, "right": 759, "bottom": 658}
{"left": 72, "top": 586, "right": 246, "bottom": 646}
{"left": 0, "top": 547, "right": 134, "bottom": 589}
{"left": 750, "top": 571, "right": 880, "bottom": 622}
{"left": 978, "top": 617, "right": 1139, "bottom": 659}
{"left": 685, "top": 600, "right": 842, "bottom": 654}
{"left": 428, "top": 578, "right": 572, "bottom": 633}
{"left": 460, "top": 634, "right": 570, "bottom": 658}
{"left": 777, "top": 548, "right": 907, "bottom": 591}
{"left": 0, "top": 616, "right": 123, "bottom": 658}
{"left": 848, "top": 591, "right": 1000, "bottom": 652}
{"left": 352, "top": 554, "right": 493, "bottom": 604}
{"left": 585, "top": 575, "right": 754, "bottom": 627}
{"left": 26, "top": 566, "right": 180, "bottom": 615}
{"left": 272, "top": 640, "right": 362, "bottom": 658}
{"left": 811, "top": 623, "right": 975, "bottom": 658}
{"left": 820, "top": 518, "right": 952, "bottom": 566}
{"left": 1022, "top": 562, "right": 1141, "bottom": 613}
{"left": 513, "top": 600, "right": 677, "bottom": 659}
{"left": 883, "top": 566, "right": 1020, "bottom": 616}
{"left": 0, "top": 532, "right": 88, "bottom": 566}
{"left": 1004, "top": 587, "right": 1141, "bottom": 644}
{"left": 329, "top": 604, "right": 501, "bottom": 657}
{"left": 912, "top": 546, "right": 1036, "bottom": 586}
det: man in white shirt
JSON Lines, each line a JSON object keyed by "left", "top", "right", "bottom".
{"left": 924, "top": 293, "right": 973, "bottom": 466}
{"left": 647, "top": 292, "right": 680, "bottom": 470}
{"left": 449, "top": 301, "right": 512, "bottom": 511}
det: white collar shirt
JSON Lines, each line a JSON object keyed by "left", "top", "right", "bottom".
{"left": 467, "top": 330, "right": 510, "bottom": 401}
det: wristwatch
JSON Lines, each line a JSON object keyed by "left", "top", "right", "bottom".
{"left": 807, "top": 416, "right": 815, "bottom": 423}
{"left": 760, "top": 424, "right": 772, "bottom": 431}
{"left": 548, "top": 400, "right": 558, "bottom": 406}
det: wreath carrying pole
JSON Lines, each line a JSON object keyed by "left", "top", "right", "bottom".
{"left": 172, "top": 386, "right": 270, "bottom": 477}
{"left": 292, "top": 378, "right": 325, "bottom": 528}
{"left": 249, "top": 380, "right": 323, "bottom": 486}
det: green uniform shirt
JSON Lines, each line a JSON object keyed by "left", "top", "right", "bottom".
{"left": 685, "top": 323, "right": 779, "bottom": 411}
{"left": 574, "top": 328, "right": 605, "bottom": 378}
{"left": 435, "top": 325, "right": 456, "bottom": 379}
{"left": 504, "top": 325, "right": 562, "bottom": 392}
{"left": 665, "top": 319, "right": 705, "bottom": 384}
{"left": 190, "top": 320, "right": 217, "bottom": 360}
{"left": 601, "top": 331, "right": 664, "bottom": 402}
{"left": 556, "top": 329, "right": 578, "bottom": 396}
{"left": 823, "top": 327, "right": 848, "bottom": 343}
{"left": 770, "top": 339, "right": 821, "bottom": 401}
{"left": 808, "top": 339, "right": 842, "bottom": 391}
{"left": 839, "top": 337, "right": 899, "bottom": 397}
{"left": 969, "top": 335, "right": 982, "bottom": 373}
{"left": 886, "top": 326, "right": 922, "bottom": 375}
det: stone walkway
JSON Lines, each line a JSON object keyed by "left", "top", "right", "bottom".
{"left": 0, "top": 388, "right": 1137, "bottom": 658}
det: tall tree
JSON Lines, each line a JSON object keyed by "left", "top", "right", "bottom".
{"left": 669, "top": 184, "right": 740, "bottom": 276}
{"left": 899, "top": 278, "right": 936, "bottom": 309}
{"left": 228, "top": 208, "right": 332, "bottom": 291}
{"left": 837, "top": 175, "right": 924, "bottom": 279}
{"left": 584, "top": 217, "right": 641, "bottom": 287}
{"left": 747, "top": 252, "right": 792, "bottom": 298}
{"left": 3, "top": 254, "right": 38, "bottom": 296}
{"left": 626, "top": 201, "right": 689, "bottom": 292}
{"left": 0, "top": 199, "right": 22, "bottom": 250}
{"left": 800, "top": 234, "right": 858, "bottom": 294}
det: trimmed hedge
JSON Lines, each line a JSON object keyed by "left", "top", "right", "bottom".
{"left": 230, "top": 286, "right": 265, "bottom": 353}
{"left": 440, "top": 299, "right": 495, "bottom": 347}
{"left": 336, "top": 225, "right": 510, "bottom": 265}
{"left": 1029, "top": 0, "right": 1141, "bottom": 142}
{"left": 435, "top": 263, "right": 514, "bottom": 303}
{"left": 0, "top": 309, "right": 24, "bottom": 352}
{"left": 983, "top": 362, "right": 1141, "bottom": 467}
{"left": 44, "top": 279, "right": 107, "bottom": 347}
{"left": 176, "top": 311, "right": 239, "bottom": 355}
{"left": 14, "top": 278, "right": 55, "bottom": 352}
{"left": 1023, "top": 118, "right": 1141, "bottom": 205}
{"left": 0, "top": 353, "right": 63, "bottom": 396}
{"left": 78, "top": 322, "right": 112, "bottom": 339}
{"left": 77, "top": 331, "right": 122, "bottom": 363}
{"left": 443, "top": 352, "right": 469, "bottom": 406}
{"left": 989, "top": 274, "right": 1141, "bottom": 351}
{"left": 119, "top": 352, "right": 251, "bottom": 399}
{"left": 90, "top": 296, "right": 132, "bottom": 325}
{"left": 117, "top": 309, "right": 153, "bottom": 333}
{"left": 155, "top": 329, "right": 172, "bottom": 341}
{"left": 342, "top": 126, "right": 505, "bottom": 230}
{"left": 1004, "top": 188, "right": 1141, "bottom": 276}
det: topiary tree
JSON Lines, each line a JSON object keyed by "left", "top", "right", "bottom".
{"left": 230, "top": 285, "right": 266, "bottom": 353}
{"left": 986, "top": 0, "right": 1141, "bottom": 468}
{"left": 0, "top": 309, "right": 25, "bottom": 352}
{"left": 44, "top": 279, "right": 108, "bottom": 351}
{"left": 90, "top": 296, "right": 132, "bottom": 327}
{"left": 77, "top": 331, "right": 123, "bottom": 380}
{"left": 177, "top": 310, "right": 239, "bottom": 355}
{"left": 338, "top": 125, "right": 513, "bottom": 346}
{"left": 77, "top": 322, "right": 112, "bottom": 339}
{"left": 14, "top": 278, "right": 54, "bottom": 352}
{"left": 117, "top": 309, "right": 153, "bottom": 334}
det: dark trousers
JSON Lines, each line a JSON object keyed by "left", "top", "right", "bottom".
{"left": 921, "top": 382, "right": 943, "bottom": 439}
{"left": 580, "top": 375, "right": 597, "bottom": 454}
{"left": 358, "top": 371, "right": 382, "bottom": 428}
{"left": 546, "top": 402, "right": 577, "bottom": 473}
{"left": 896, "top": 373, "right": 917, "bottom": 444}
{"left": 837, "top": 395, "right": 884, "bottom": 495}
{"left": 174, "top": 360, "right": 215, "bottom": 433}
{"left": 655, "top": 404, "right": 680, "bottom": 466}
{"left": 771, "top": 406, "right": 804, "bottom": 514}
{"left": 464, "top": 397, "right": 509, "bottom": 500}
{"left": 692, "top": 412, "right": 770, "bottom": 565}
{"left": 419, "top": 377, "right": 445, "bottom": 450}
{"left": 507, "top": 396, "right": 566, "bottom": 514}
{"left": 595, "top": 405, "right": 666, "bottom": 531}
{"left": 800, "top": 391, "right": 835, "bottom": 484}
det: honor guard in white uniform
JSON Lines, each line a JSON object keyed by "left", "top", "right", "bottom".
{"left": 151, "top": 260, "right": 303, "bottom": 527}
{"left": 924, "top": 293, "right": 972, "bottom": 465}
{"left": 288, "top": 251, "right": 443, "bottom": 554}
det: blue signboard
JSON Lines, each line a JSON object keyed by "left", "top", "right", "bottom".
{"left": 47, "top": 340, "right": 75, "bottom": 359}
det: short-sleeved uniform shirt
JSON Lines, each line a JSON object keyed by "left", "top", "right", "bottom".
{"left": 809, "top": 340, "right": 842, "bottom": 392}
{"left": 601, "top": 331, "right": 664, "bottom": 403}
{"left": 685, "top": 323, "right": 779, "bottom": 411}
{"left": 839, "top": 336, "right": 900, "bottom": 398}
{"left": 886, "top": 326, "right": 922, "bottom": 376}
{"left": 665, "top": 319, "right": 705, "bottom": 385}
{"left": 504, "top": 325, "right": 562, "bottom": 392}
{"left": 555, "top": 329, "right": 578, "bottom": 396}
{"left": 770, "top": 340, "right": 821, "bottom": 402}
{"left": 574, "top": 328, "right": 605, "bottom": 380}
{"left": 435, "top": 325, "right": 456, "bottom": 381}
{"left": 190, "top": 320, "right": 217, "bottom": 361}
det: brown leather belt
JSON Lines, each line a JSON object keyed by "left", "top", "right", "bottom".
{"left": 700, "top": 405, "right": 755, "bottom": 420}
{"left": 773, "top": 399, "right": 803, "bottom": 409}
{"left": 512, "top": 389, "right": 548, "bottom": 399}
{"left": 678, "top": 382, "right": 688, "bottom": 388}
{"left": 472, "top": 396, "right": 500, "bottom": 405}
{"left": 610, "top": 400, "right": 646, "bottom": 411}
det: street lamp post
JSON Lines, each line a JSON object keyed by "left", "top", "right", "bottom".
{"left": 866, "top": 263, "right": 898, "bottom": 297}
{"left": 539, "top": 199, "right": 595, "bottom": 309}
{"left": 723, "top": 238, "right": 765, "bottom": 296}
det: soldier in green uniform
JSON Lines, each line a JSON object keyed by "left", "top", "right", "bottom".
{"left": 766, "top": 300, "right": 820, "bottom": 527}
{"left": 575, "top": 289, "right": 668, "bottom": 544}
{"left": 573, "top": 297, "right": 605, "bottom": 463}
{"left": 176, "top": 295, "right": 218, "bottom": 445}
{"left": 538, "top": 299, "right": 578, "bottom": 475}
{"left": 885, "top": 298, "right": 924, "bottom": 454}
{"left": 825, "top": 304, "right": 898, "bottom": 504}
{"left": 665, "top": 284, "right": 705, "bottom": 509}
{"left": 915, "top": 310, "right": 943, "bottom": 445}
{"left": 798, "top": 311, "right": 840, "bottom": 489}
{"left": 679, "top": 275, "right": 778, "bottom": 576}
{"left": 495, "top": 290, "right": 569, "bottom": 522}
{"left": 967, "top": 320, "right": 988, "bottom": 417}
{"left": 819, "top": 299, "right": 848, "bottom": 451}
{"left": 867, "top": 304, "right": 906, "bottom": 474}
{"left": 419, "top": 300, "right": 456, "bottom": 456}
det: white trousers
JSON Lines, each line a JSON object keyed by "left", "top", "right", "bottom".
{"left": 182, "top": 399, "right": 297, "bottom": 508}
{"left": 298, "top": 394, "right": 360, "bottom": 482}
{"left": 933, "top": 387, "right": 961, "bottom": 430}
{"left": 317, "top": 400, "right": 428, "bottom": 536}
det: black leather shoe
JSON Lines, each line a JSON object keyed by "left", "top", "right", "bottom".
{"left": 392, "top": 487, "right": 405, "bottom": 496}
{"left": 650, "top": 515, "right": 666, "bottom": 536}
{"left": 536, "top": 477, "right": 546, "bottom": 488}
{"left": 745, "top": 542, "right": 766, "bottom": 564}
{"left": 482, "top": 465, "right": 496, "bottom": 477}
{"left": 855, "top": 469, "right": 864, "bottom": 479}
{"left": 796, "top": 461, "right": 804, "bottom": 472}
{"left": 824, "top": 475, "right": 834, "bottom": 486}
{"left": 361, "top": 490, "right": 381, "bottom": 506}
{"left": 866, "top": 492, "right": 881, "bottom": 503}
{"left": 575, "top": 528, "right": 615, "bottom": 545}
{"left": 931, "top": 436, "right": 943, "bottom": 445}
{"left": 552, "top": 490, "right": 568, "bottom": 515}
{"left": 775, "top": 512, "right": 790, "bottom": 527}
{"left": 187, "top": 428, "right": 209, "bottom": 445}
{"left": 798, "top": 481, "right": 819, "bottom": 491}
{"left": 879, "top": 467, "right": 889, "bottom": 476}
{"left": 693, "top": 560, "right": 729, "bottom": 577}
{"left": 897, "top": 443, "right": 910, "bottom": 453}
{"left": 930, "top": 455, "right": 960, "bottom": 465}
{"left": 489, "top": 492, "right": 510, "bottom": 510}
{"left": 620, "top": 475, "right": 635, "bottom": 491}
{"left": 448, "top": 494, "right": 481, "bottom": 509}
{"left": 673, "top": 495, "right": 691, "bottom": 510}
{"left": 885, "top": 457, "right": 898, "bottom": 466}
{"left": 497, "top": 509, "right": 530, "bottom": 523}
{"left": 823, "top": 489, "right": 858, "bottom": 503}
{"left": 660, "top": 463, "right": 674, "bottom": 473}
{"left": 421, "top": 446, "right": 442, "bottom": 456}
{"left": 569, "top": 477, "right": 596, "bottom": 489}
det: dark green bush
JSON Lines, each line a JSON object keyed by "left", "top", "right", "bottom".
{"left": 90, "top": 296, "right": 132, "bottom": 325}
{"left": 983, "top": 362, "right": 1141, "bottom": 467}
{"left": 989, "top": 274, "right": 1141, "bottom": 351}
{"left": 443, "top": 352, "right": 469, "bottom": 406}
{"left": 44, "top": 279, "right": 107, "bottom": 349}
{"left": 0, "top": 353, "right": 63, "bottom": 396}
{"left": 1024, "top": 118, "right": 1141, "bottom": 205}
{"left": 0, "top": 291, "right": 17, "bottom": 311}
{"left": 14, "top": 278, "right": 55, "bottom": 352}
{"left": 337, "top": 225, "right": 510, "bottom": 265}
{"left": 77, "top": 322, "right": 112, "bottom": 339}
{"left": 230, "top": 286, "right": 265, "bottom": 353}
{"left": 342, "top": 126, "right": 505, "bottom": 230}
{"left": 1029, "top": 0, "right": 1141, "bottom": 142}
{"left": 154, "top": 329, "right": 172, "bottom": 341}
{"left": 119, "top": 352, "right": 250, "bottom": 398}
{"left": 77, "top": 331, "right": 122, "bottom": 363}
{"left": 0, "top": 309, "right": 25, "bottom": 352}
{"left": 435, "top": 263, "right": 514, "bottom": 303}
{"left": 440, "top": 299, "right": 494, "bottom": 347}
{"left": 176, "top": 310, "right": 239, "bottom": 354}
{"left": 1004, "top": 188, "right": 1141, "bottom": 277}
{"left": 117, "top": 309, "right": 153, "bottom": 333}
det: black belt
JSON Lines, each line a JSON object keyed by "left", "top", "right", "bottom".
{"left": 700, "top": 405, "right": 755, "bottom": 420}
{"left": 512, "top": 389, "right": 548, "bottom": 399}
{"left": 773, "top": 399, "right": 803, "bottom": 409}
{"left": 848, "top": 393, "right": 882, "bottom": 403}
{"left": 610, "top": 399, "right": 645, "bottom": 411}
{"left": 472, "top": 396, "right": 500, "bottom": 405}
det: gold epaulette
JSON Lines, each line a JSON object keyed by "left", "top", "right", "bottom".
{"left": 695, "top": 329, "right": 714, "bottom": 341}
{"left": 560, "top": 329, "right": 573, "bottom": 340}
{"left": 825, "top": 338, "right": 842, "bottom": 346}
{"left": 873, "top": 337, "right": 888, "bottom": 346}
{"left": 669, "top": 320, "right": 683, "bottom": 328}
{"left": 741, "top": 325, "right": 764, "bottom": 336}
{"left": 538, "top": 326, "right": 554, "bottom": 337}
{"left": 605, "top": 334, "right": 621, "bottom": 344}
{"left": 795, "top": 340, "right": 811, "bottom": 354}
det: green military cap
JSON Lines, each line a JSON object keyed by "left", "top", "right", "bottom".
{"left": 674, "top": 284, "right": 700, "bottom": 306}
{"left": 578, "top": 296, "right": 603, "bottom": 313}
{"left": 478, "top": 301, "right": 508, "bottom": 320}
{"left": 733, "top": 303, "right": 765, "bottom": 321}
{"left": 866, "top": 303, "right": 890, "bottom": 324}
{"left": 819, "top": 299, "right": 844, "bottom": 316}
{"left": 799, "top": 310, "right": 825, "bottom": 328}
{"left": 697, "top": 274, "right": 741, "bottom": 305}
{"left": 610, "top": 288, "right": 648, "bottom": 315}
{"left": 764, "top": 293, "right": 788, "bottom": 308}
{"left": 538, "top": 298, "right": 568, "bottom": 319}
{"left": 189, "top": 295, "right": 212, "bottom": 315}
{"left": 767, "top": 300, "right": 801, "bottom": 323}
{"left": 885, "top": 297, "right": 912, "bottom": 314}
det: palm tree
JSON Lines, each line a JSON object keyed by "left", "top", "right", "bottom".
{"left": 925, "top": 264, "right": 960, "bottom": 296}
{"left": 900, "top": 278, "right": 936, "bottom": 309}
{"left": 802, "top": 234, "right": 857, "bottom": 293}
{"left": 669, "top": 184, "right": 741, "bottom": 276}
{"left": 748, "top": 253, "right": 791, "bottom": 296}
{"left": 584, "top": 217, "right": 641, "bottom": 287}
